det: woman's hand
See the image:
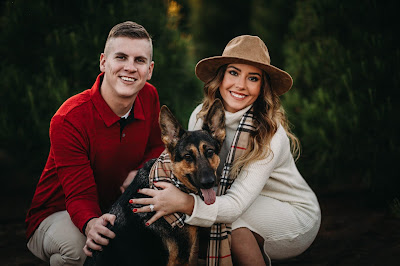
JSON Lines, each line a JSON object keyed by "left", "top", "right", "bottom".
{"left": 83, "top": 214, "right": 116, "bottom": 256}
{"left": 129, "top": 182, "right": 194, "bottom": 226}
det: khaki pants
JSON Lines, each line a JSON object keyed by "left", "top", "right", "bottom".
{"left": 27, "top": 211, "right": 87, "bottom": 266}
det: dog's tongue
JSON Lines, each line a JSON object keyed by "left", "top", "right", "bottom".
{"left": 201, "top": 188, "right": 216, "bottom": 205}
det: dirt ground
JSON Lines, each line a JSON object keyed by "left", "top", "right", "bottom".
{"left": 1, "top": 187, "right": 399, "bottom": 266}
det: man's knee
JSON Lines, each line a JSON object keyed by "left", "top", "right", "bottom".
{"left": 48, "top": 230, "right": 86, "bottom": 265}
{"left": 50, "top": 240, "right": 86, "bottom": 266}
{"left": 34, "top": 211, "right": 87, "bottom": 265}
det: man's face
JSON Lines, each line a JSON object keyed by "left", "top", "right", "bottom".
{"left": 100, "top": 37, "right": 154, "bottom": 101}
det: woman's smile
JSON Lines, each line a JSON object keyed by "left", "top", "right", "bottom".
{"left": 219, "top": 63, "right": 262, "bottom": 113}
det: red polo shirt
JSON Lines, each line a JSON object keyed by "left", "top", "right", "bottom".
{"left": 25, "top": 73, "right": 164, "bottom": 239}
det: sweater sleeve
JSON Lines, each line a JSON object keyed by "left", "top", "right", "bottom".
{"left": 50, "top": 115, "right": 102, "bottom": 233}
{"left": 188, "top": 104, "right": 203, "bottom": 131}
{"left": 185, "top": 126, "right": 290, "bottom": 227}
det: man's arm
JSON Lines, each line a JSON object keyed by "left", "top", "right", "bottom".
{"left": 50, "top": 115, "right": 102, "bottom": 231}
{"left": 51, "top": 115, "right": 118, "bottom": 256}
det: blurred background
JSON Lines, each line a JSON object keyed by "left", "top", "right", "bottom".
{"left": 0, "top": 0, "right": 399, "bottom": 265}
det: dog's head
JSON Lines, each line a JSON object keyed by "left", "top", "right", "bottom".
{"left": 159, "top": 99, "right": 226, "bottom": 205}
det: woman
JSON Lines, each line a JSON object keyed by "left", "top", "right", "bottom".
{"left": 130, "top": 35, "right": 321, "bottom": 265}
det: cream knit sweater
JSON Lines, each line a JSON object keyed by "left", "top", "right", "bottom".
{"left": 185, "top": 104, "right": 321, "bottom": 254}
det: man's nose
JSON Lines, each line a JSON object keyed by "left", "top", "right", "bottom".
{"left": 124, "top": 59, "right": 137, "bottom": 72}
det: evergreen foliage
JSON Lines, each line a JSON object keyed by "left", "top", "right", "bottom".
{"left": 0, "top": 0, "right": 201, "bottom": 175}
{"left": 1, "top": 0, "right": 398, "bottom": 204}
{"left": 249, "top": 0, "right": 295, "bottom": 68}
{"left": 187, "top": 0, "right": 251, "bottom": 61}
{"left": 282, "top": 0, "right": 400, "bottom": 200}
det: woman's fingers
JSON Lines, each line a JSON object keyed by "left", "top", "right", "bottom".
{"left": 129, "top": 197, "right": 152, "bottom": 206}
{"left": 153, "top": 181, "right": 174, "bottom": 189}
{"left": 131, "top": 203, "right": 153, "bottom": 213}
{"left": 137, "top": 181, "right": 173, "bottom": 195}
{"left": 145, "top": 212, "right": 164, "bottom": 226}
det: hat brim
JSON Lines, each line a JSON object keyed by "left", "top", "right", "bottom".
{"left": 195, "top": 56, "right": 293, "bottom": 95}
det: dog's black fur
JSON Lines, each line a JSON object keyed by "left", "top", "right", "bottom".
{"left": 84, "top": 100, "right": 226, "bottom": 266}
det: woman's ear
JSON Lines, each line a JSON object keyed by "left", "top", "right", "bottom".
{"left": 202, "top": 99, "right": 226, "bottom": 145}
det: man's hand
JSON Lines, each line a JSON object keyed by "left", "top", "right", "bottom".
{"left": 83, "top": 213, "right": 116, "bottom": 257}
{"left": 120, "top": 170, "right": 138, "bottom": 193}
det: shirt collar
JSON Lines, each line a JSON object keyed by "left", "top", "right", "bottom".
{"left": 91, "top": 73, "right": 146, "bottom": 127}
{"left": 133, "top": 91, "right": 145, "bottom": 120}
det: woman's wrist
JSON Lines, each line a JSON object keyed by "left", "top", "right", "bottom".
{"left": 181, "top": 193, "right": 194, "bottom": 215}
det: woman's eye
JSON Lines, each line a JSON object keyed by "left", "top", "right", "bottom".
{"left": 229, "top": 70, "right": 238, "bottom": 76}
{"left": 206, "top": 149, "right": 215, "bottom": 157}
{"left": 184, "top": 154, "right": 193, "bottom": 161}
{"left": 249, "top": 76, "right": 259, "bottom": 82}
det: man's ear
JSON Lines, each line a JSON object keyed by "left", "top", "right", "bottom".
{"left": 202, "top": 99, "right": 226, "bottom": 145}
{"left": 147, "top": 61, "right": 154, "bottom": 80}
{"left": 99, "top": 53, "right": 106, "bottom": 72}
{"left": 159, "top": 105, "right": 185, "bottom": 151}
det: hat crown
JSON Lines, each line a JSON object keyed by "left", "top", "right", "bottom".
{"left": 222, "top": 35, "right": 271, "bottom": 65}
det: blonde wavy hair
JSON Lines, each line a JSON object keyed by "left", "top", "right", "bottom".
{"left": 197, "top": 65, "right": 300, "bottom": 178}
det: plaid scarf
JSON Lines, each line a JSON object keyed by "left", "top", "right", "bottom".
{"left": 148, "top": 151, "right": 191, "bottom": 228}
{"left": 148, "top": 108, "right": 255, "bottom": 265}
{"left": 206, "top": 107, "right": 255, "bottom": 266}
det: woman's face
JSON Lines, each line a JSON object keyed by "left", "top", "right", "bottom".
{"left": 218, "top": 63, "right": 262, "bottom": 113}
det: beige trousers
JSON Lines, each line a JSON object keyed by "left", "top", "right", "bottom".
{"left": 27, "top": 211, "right": 87, "bottom": 266}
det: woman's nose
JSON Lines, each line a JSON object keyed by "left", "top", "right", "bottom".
{"left": 235, "top": 76, "right": 246, "bottom": 89}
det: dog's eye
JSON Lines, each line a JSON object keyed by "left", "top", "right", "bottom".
{"left": 206, "top": 149, "right": 215, "bottom": 158}
{"left": 184, "top": 154, "right": 193, "bottom": 161}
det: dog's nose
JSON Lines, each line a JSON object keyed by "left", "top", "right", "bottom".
{"left": 198, "top": 163, "right": 216, "bottom": 189}
{"left": 201, "top": 177, "right": 215, "bottom": 189}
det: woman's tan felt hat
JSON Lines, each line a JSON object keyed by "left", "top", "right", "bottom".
{"left": 195, "top": 35, "right": 293, "bottom": 95}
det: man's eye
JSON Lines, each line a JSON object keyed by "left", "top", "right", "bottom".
{"left": 116, "top": 56, "right": 125, "bottom": 60}
{"left": 184, "top": 154, "right": 193, "bottom": 161}
{"left": 206, "top": 149, "right": 215, "bottom": 157}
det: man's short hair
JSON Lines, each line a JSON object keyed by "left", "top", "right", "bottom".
{"left": 104, "top": 21, "right": 153, "bottom": 58}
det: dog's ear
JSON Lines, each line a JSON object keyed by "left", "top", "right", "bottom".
{"left": 159, "top": 105, "right": 185, "bottom": 150}
{"left": 202, "top": 99, "right": 226, "bottom": 145}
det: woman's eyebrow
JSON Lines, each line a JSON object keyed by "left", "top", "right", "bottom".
{"left": 228, "top": 65, "right": 241, "bottom": 72}
{"left": 228, "top": 65, "right": 261, "bottom": 76}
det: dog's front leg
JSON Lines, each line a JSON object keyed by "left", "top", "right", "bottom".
{"left": 187, "top": 226, "right": 199, "bottom": 266}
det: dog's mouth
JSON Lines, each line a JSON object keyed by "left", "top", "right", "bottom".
{"left": 200, "top": 188, "right": 216, "bottom": 205}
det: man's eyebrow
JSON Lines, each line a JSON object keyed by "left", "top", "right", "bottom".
{"left": 227, "top": 65, "right": 261, "bottom": 76}
{"left": 114, "top": 52, "right": 148, "bottom": 61}
{"left": 114, "top": 52, "right": 128, "bottom": 57}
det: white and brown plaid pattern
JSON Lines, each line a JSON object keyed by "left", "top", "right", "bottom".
{"left": 206, "top": 108, "right": 255, "bottom": 266}
{"left": 148, "top": 151, "right": 190, "bottom": 228}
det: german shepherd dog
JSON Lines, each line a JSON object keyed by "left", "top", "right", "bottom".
{"left": 84, "top": 99, "right": 226, "bottom": 266}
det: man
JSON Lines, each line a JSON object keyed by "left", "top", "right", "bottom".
{"left": 25, "top": 21, "right": 164, "bottom": 265}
